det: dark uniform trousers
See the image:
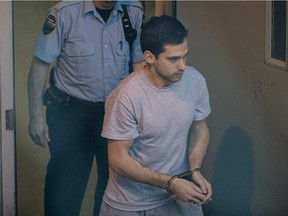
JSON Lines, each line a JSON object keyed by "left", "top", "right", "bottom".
{"left": 43, "top": 86, "right": 109, "bottom": 216}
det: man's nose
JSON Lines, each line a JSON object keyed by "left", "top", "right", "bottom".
{"left": 178, "top": 59, "right": 186, "bottom": 71}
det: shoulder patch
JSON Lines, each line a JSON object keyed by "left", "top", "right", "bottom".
{"left": 42, "top": 14, "right": 56, "bottom": 34}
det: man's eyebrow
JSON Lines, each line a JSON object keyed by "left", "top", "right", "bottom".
{"left": 167, "top": 50, "right": 190, "bottom": 59}
{"left": 184, "top": 50, "right": 190, "bottom": 57}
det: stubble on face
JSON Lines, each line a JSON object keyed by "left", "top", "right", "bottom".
{"left": 153, "top": 40, "right": 189, "bottom": 87}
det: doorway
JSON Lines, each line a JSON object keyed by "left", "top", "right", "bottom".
{"left": 0, "top": 0, "right": 15, "bottom": 215}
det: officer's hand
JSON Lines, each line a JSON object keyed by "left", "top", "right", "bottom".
{"left": 28, "top": 115, "right": 50, "bottom": 148}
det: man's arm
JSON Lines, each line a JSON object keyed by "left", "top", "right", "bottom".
{"left": 188, "top": 119, "right": 210, "bottom": 168}
{"left": 27, "top": 56, "right": 51, "bottom": 147}
{"left": 108, "top": 139, "right": 169, "bottom": 188}
{"left": 185, "top": 119, "right": 212, "bottom": 202}
{"left": 108, "top": 138, "right": 210, "bottom": 204}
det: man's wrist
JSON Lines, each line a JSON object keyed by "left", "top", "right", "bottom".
{"left": 165, "top": 175, "right": 178, "bottom": 194}
{"left": 165, "top": 168, "right": 201, "bottom": 193}
{"left": 190, "top": 167, "right": 201, "bottom": 176}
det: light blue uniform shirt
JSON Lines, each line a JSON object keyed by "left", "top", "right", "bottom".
{"left": 33, "top": 0, "right": 144, "bottom": 102}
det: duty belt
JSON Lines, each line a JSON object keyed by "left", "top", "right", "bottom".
{"left": 43, "top": 86, "right": 104, "bottom": 114}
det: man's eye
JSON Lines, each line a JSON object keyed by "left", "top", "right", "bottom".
{"left": 169, "top": 58, "right": 178, "bottom": 62}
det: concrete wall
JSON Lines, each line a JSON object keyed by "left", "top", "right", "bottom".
{"left": 177, "top": 1, "right": 288, "bottom": 216}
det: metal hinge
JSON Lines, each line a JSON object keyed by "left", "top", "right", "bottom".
{"left": 5, "top": 109, "right": 15, "bottom": 130}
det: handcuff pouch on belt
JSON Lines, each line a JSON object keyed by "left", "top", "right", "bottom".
{"left": 43, "top": 86, "right": 67, "bottom": 107}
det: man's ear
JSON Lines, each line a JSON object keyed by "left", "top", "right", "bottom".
{"left": 144, "top": 50, "right": 155, "bottom": 65}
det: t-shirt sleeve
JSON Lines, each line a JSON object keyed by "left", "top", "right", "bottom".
{"left": 194, "top": 76, "right": 211, "bottom": 121}
{"left": 101, "top": 94, "right": 139, "bottom": 140}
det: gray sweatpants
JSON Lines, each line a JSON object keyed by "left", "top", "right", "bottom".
{"left": 99, "top": 199, "right": 203, "bottom": 216}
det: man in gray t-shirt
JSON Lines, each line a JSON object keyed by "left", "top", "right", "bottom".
{"left": 100, "top": 15, "right": 212, "bottom": 216}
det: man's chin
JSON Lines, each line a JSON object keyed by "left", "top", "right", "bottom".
{"left": 172, "top": 74, "right": 183, "bottom": 82}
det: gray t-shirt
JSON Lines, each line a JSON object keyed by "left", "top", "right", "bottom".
{"left": 101, "top": 66, "right": 211, "bottom": 211}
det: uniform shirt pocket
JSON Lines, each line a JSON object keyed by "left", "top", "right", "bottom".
{"left": 64, "top": 42, "right": 96, "bottom": 78}
{"left": 115, "top": 40, "right": 130, "bottom": 78}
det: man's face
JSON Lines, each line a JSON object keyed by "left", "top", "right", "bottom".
{"left": 152, "top": 39, "right": 189, "bottom": 87}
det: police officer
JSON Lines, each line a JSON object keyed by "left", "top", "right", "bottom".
{"left": 27, "top": 1, "right": 145, "bottom": 216}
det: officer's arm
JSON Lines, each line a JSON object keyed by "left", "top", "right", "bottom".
{"left": 28, "top": 56, "right": 51, "bottom": 147}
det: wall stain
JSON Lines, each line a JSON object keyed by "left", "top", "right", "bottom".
{"left": 251, "top": 78, "right": 278, "bottom": 106}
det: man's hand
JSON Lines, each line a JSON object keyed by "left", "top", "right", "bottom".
{"left": 28, "top": 115, "right": 50, "bottom": 148}
{"left": 191, "top": 171, "right": 212, "bottom": 203}
{"left": 169, "top": 173, "right": 212, "bottom": 205}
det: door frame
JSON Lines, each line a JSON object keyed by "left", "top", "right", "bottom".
{"left": 0, "top": 1, "right": 16, "bottom": 215}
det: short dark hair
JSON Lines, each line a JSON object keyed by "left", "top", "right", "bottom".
{"left": 140, "top": 15, "right": 188, "bottom": 58}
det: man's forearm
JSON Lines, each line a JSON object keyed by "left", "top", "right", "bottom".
{"left": 108, "top": 139, "right": 170, "bottom": 189}
{"left": 28, "top": 56, "right": 50, "bottom": 118}
{"left": 187, "top": 119, "right": 210, "bottom": 169}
